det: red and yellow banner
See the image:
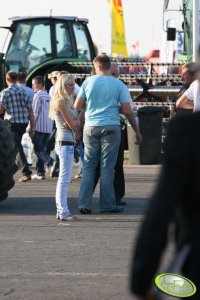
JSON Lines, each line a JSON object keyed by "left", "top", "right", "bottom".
{"left": 108, "top": 0, "right": 128, "bottom": 57}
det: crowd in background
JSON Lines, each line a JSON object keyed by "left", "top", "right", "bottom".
{"left": 0, "top": 54, "right": 142, "bottom": 220}
{"left": 0, "top": 60, "right": 199, "bottom": 214}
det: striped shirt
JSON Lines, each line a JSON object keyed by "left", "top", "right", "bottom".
{"left": 32, "top": 89, "right": 53, "bottom": 133}
{"left": 0, "top": 84, "right": 32, "bottom": 123}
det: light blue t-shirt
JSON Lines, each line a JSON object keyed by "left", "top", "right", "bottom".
{"left": 78, "top": 75, "right": 129, "bottom": 126}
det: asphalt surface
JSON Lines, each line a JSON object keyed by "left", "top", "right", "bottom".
{"left": 0, "top": 163, "right": 164, "bottom": 300}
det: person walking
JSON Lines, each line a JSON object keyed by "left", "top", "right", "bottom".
{"left": 31, "top": 75, "right": 53, "bottom": 179}
{"left": 49, "top": 73, "right": 80, "bottom": 221}
{"left": 0, "top": 70, "right": 34, "bottom": 182}
{"left": 48, "top": 71, "right": 60, "bottom": 99}
{"left": 74, "top": 54, "right": 142, "bottom": 214}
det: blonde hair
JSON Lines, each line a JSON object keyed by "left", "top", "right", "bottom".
{"left": 49, "top": 73, "right": 75, "bottom": 119}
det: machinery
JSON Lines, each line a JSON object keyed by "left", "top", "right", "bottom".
{"left": 0, "top": 16, "right": 96, "bottom": 90}
{"left": 0, "top": 14, "right": 186, "bottom": 99}
{"left": 0, "top": 119, "right": 18, "bottom": 201}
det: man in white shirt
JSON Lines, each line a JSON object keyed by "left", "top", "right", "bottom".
{"left": 176, "top": 65, "right": 200, "bottom": 112}
{"left": 48, "top": 71, "right": 60, "bottom": 99}
{"left": 31, "top": 75, "right": 53, "bottom": 180}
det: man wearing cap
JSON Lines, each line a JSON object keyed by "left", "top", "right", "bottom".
{"left": 48, "top": 71, "right": 60, "bottom": 99}
{"left": 47, "top": 71, "right": 61, "bottom": 177}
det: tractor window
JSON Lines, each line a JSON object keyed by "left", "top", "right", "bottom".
{"left": 56, "top": 22, "right": 72, "bottom": 57}
{"left": 6, "top": 23, "right": 31, "bottom": 71}
{"left": 28, "top": 22, "right": 51, "bottom": 68}
{"left": 5, "top": 21, "right": 51, "bottom": 72}
{"left": 73, "top": 23, "right": 91, "bottom": 60}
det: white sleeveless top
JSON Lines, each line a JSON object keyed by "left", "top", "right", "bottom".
{"left": 55, "top": 104, "right": 77, "bottom": 143}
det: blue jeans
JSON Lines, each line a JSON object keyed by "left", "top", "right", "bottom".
{"left": 55, "top": 145, "right": 74, "bottom": 218}
{"left": 78, "top": 125, "right": 121, "bottom": 211}
{"left": 32, "top": 131, "right": 51, "bottom": 175}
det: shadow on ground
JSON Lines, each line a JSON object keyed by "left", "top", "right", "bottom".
{"left": 0, "top": 196, "right": 148, "bottom": 217}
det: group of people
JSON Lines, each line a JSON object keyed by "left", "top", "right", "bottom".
{"left": 1, "top": 56, "right": 200, "bottom": 298}
{"left": 0, "top": 72, "right": 55, "bottom": 182}
{"left": 0, "top": 54, "right": 142, "bottom": 221}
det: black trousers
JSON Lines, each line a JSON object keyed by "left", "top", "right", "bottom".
{"left": 9, "top": 123, "right": 32, "bottom": 176}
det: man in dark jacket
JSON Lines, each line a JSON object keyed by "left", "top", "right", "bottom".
{"left": 130, "top": 112, "right": 200, "bottom": 300}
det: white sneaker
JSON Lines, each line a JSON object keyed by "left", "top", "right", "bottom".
{"left": 32, "top": 174, "right": 45, "bottom": 180}
{"left": 74, "top": 173, "right": 82, "bottom": 179}
{"left": 60, "top": 215, "right": 79, "bottom": 221}
{"left": 50, "top": 166, "right": 59, "bottom": 178}
{"left": 45, "top": 165, "right": 51, "bottom": 175}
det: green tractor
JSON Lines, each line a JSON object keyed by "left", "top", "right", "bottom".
{"left": 0, "top": 15, "right": 96, "bottom": 201}
{"left": 0, "top": 16, "right": 96, "bottom": 89}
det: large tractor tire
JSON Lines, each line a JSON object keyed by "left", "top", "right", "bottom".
{"left": 0, "top": 119, "right": 18, "bottom": 201}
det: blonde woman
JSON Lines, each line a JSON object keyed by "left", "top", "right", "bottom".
{"left": 49, "top": 73, "right": 80, "bottom": 221}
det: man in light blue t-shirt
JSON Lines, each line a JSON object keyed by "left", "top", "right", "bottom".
{"left": 74, "top": 54, "right": 142, "bottom": 214}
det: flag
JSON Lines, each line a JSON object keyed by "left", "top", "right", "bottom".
{"left": 108, "top": 0, "right": 128, "bottom": 57}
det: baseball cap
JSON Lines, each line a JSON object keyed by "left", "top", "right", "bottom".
{"left": 48, "top": 71, "right": 60, "bottom": 79}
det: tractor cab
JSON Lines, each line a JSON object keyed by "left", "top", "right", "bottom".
{"left": 0, "top": 16, "right": 96, "bottom": 89}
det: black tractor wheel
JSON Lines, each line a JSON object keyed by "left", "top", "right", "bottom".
{"left": 0, "top": 119, "right": 18, "bottom": 201}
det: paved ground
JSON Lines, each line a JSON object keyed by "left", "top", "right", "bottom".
{"left": 0, "top": 162, "right": 168, "bottom": 300}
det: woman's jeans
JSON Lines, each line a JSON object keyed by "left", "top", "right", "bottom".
{"left": 78, "top": 125, "right": 121, "bottom": 211}
{"left": 55, "top": 145, "right": 74, "bottom": 218}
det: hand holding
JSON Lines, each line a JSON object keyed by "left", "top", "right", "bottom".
{"left": 28, "top": 126, "right": 35, "bottom": 138}
{"left": 135, "top": 132, "right": 142, "bottom": 145}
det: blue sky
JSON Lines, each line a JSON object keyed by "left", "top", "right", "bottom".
{"left": 0, "top": 0, "right": 181, "bottom": 57}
